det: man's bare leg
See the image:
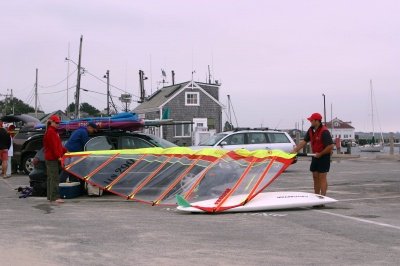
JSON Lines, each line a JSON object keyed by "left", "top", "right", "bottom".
{"left": 312, "top": 172, "right": 321, "bottom": 194}
{"left": 2, "top": 159, "right": 8, "bottom": 177}
{"left": 319, "top": 172, "right": 328, "bottom": 196}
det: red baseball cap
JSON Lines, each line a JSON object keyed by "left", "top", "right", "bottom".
{"left": 307, "top": 112, "right": 322, "bottom": 121}
{"left": 50, "top": 115, "right": 61, "bottom": 123}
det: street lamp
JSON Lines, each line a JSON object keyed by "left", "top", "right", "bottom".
{"left": 65, "top": 57, "right": 78, "bottom": 66}
{"left": 103, "top": 70, "right": 110, "bottom": 116}
{"left": 322, "top": 93, "right": 326, "bottom": 125}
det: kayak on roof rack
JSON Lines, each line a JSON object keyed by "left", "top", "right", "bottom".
{"left": 35, "top": 112, "right": 144, "bottom": 132}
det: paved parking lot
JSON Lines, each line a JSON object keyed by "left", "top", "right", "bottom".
{"left": 1, "top": 157, "right": 400, "bottom": 265}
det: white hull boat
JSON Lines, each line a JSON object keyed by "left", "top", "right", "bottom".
{"left": 359, "top": 144, "right": 384, "bottom": 152}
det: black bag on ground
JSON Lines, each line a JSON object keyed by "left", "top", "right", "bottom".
{"left": 30, "top": 181, "right": 47, "bottom": 197}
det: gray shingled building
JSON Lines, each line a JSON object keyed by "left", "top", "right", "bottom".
{"left": 134, "top": 81, "right": 223, "bottom": 146}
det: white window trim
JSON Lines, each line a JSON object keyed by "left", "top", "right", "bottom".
{"left": 185, "top": 92, "right": 200, "bottom": 106}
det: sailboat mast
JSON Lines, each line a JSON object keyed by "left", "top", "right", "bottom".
{"left": 370, "top": 80, "right": 375, "bottom": 140}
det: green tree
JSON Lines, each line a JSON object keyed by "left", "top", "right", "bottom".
{"left": 80, "top": 102, "right": 100, "bottom": 116}
{"left": 0, "top": 97, "right": 37, "bottom": 115}
{"left": 66, "top": 102, "right": 75, "bottom": 113}
{"left": 65, "top": 102, "right": 100, "bottom": 116}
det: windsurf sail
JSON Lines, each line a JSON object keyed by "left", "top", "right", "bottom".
{"left": 62, "top": 148, "right": 296, "bottom": 212}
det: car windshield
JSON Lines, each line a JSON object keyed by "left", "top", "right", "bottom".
{"left": 199, "top": 133, "right": 228, "bottom": 146}
{"left": 145, "top": 134, "right": 177, "bottom": 148}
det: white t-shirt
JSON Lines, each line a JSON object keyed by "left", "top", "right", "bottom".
{"left": 8, "top": 136, "right": 13, "bottom": 156}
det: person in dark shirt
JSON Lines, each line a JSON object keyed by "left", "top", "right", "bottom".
{"left": 291, "top": 113, "right": 334, "bottom": 198}
{"left": 0, "top": 120, "right": 11, "bottom": 178}
{"left": 65, "top": 122, "right": 98, "bottom": 152}
{"left": 60, "top": 122, "right": 97, "bottom": 185}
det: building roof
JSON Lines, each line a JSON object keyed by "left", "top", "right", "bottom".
{"left": 38, "top": 110, "right": 68, "bottom": 122}
{"left": 134, "top": 81, "right": 222, "bottom": 113}
{"left": 326, "top": 118, "right": 354, "bottom": 129}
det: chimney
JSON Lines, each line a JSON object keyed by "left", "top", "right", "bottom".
{"left": 171, "top": 70, "right": 175, "bottom": 85}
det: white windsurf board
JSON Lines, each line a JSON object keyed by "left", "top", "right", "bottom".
{"left": 177, "top": 191, "right": 337, "bottom": 213}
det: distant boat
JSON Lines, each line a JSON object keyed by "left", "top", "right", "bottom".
{"left": 359, "top": 143, "right": 383, "bottom": 152}
{"left": 359, "top": 80, "right": 384, "bottom": 152}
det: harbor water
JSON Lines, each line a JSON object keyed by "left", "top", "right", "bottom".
{"left": 339, "top": 145, "right": 399, "bottom": 159}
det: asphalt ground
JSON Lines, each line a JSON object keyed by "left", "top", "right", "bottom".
{"left": 1, "top": 157, "right": 400, "bottom": 266}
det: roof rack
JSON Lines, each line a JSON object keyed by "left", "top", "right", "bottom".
{"left": 232, "top": 127, "right": 270, "bottom": 132}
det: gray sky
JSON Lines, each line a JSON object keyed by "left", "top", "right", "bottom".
{"left": 1, "top": 0, "right": 399, "bottom": 132}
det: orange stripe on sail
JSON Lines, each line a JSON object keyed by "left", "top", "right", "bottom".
{"left": 84, "top": 153, "right": 120, "bottom": 181}
{"left": 244, "top": 157, "right": 276, "bottom": 203}
{"left": 214, "top": 158, "right": 257, "bottom": 212}
{"left": 105, "top": 155, "right": 146, "bottom": 190}
{"left": 184, "top": 156, "right": 223, "bottom": 200}
{"left": 153, "top": 158, "right": 201, "bottom": 205}
{"left": 127, "top": 156, "right": 173, "bottom": 199}
{"left": 247, "top": 159, "right": 290, "bottom": 203}
{"left": 64, "top": 155, "right": 89, "bottom": 170}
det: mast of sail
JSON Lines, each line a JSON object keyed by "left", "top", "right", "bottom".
{"left": 370, "top": 80, "right": 375, "bottom": 143}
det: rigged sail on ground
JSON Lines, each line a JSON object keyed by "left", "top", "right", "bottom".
{"left": 62, "top": 148, "right": 295, "bottom": 212}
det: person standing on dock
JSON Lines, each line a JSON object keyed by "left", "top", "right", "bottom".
{"left": 43, "top": 115, "right": 67, "bottom": 203}
{"left": 0, "top": 120, "right": 11, "bottom": 179}
{"left": 291, "top": 113, "right": 334, "bottom": 197}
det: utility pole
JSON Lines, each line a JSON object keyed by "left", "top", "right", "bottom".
{"left": 74, "top": 35, "right": 83, "bottom": 118}
{"left": 331, "top": 103, "right": 334, "bottom": 137}
{"left": 138, "top": 70, "right": 148, "bottom": 103}
{"left": 66, "top": 42, "right": 70, "bottom": 117}
{"left": 104, "top": 70, "right": 110, "bottom": 116}
{"left": 227, "top": 94, "right": 232, "bottom": 126}
{"left": 322, "top": 93, "right": 326, "bottom": 125}
{"left": 11, "top": 89, "right": 14, "bottom": 114}
{"left": 208, "top": 65, "right": 211, "bottom": 84}
{"left": 35, "top": 68, "right": 38, "bottom": 118}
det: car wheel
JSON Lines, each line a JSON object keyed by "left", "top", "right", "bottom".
{"left": 22, "top": 153, "right": 35, "bottom": 175}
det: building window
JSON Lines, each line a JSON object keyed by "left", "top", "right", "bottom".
{"left": 207, "top": 118, "right": 215, "bottom": 130}
{"left": 185, "top": 92, "right": 200, "bottom": 106}
{"left": 175, "top": 123, "right": 192, "bottom": 137}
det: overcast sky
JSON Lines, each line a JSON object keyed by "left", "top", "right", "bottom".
{"left": 1, "top": 0, "right": 399, "bottom": 132}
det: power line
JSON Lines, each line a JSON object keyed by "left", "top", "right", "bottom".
{"left": 40, "top": 89, "right": 68, "bottom": 95}
{"left": 82, "top": 88, "right": 119, "bottom": 98}
{"left": 85, "top": 70, "right": 140, "bottom": 99}
{"left": 26, "top": 93, "right": 34, "bottom": 105}
{"left": 24, "top": 85, "right": 35, "bottom": 103}
{"left": 39, "top": 85, "right": 76, "bottom": 95}
{"left": 37, "top": 96, "right": 43, "bottom": 112}
{"left": 39, "top": 69, "right": 77, "bottom": 88}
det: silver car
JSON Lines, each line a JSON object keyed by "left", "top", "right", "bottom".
{"left": 192, "top": 130, "right": 296, "bottom": 153}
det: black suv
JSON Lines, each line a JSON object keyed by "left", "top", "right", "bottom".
{"left": 21, "top": 130, "right": 177, "bottom": 174}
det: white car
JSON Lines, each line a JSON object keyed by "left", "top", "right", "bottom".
{"left": 192, "top": 129, "right": 296, "bottom": 153}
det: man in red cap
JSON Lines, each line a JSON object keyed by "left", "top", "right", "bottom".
{"left": 291, "top": 113, "right": 334, "bottom": 201}
{"left": 43, "top": 115, "right": 67, "bottom": 203}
